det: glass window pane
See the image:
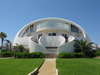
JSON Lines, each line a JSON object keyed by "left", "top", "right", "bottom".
{"left": 48, "top": 33, "right": 52, "bottom": 36}
{"left": 36, "top": 21, "right": 70, "bottom": 31}
{"left": 26, "top": 27, "right": 29, "bottom": 33}
{"left": 30, "top": 25, "right": 33, "bottom": 32}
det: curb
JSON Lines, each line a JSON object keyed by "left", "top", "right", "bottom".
{"left": 28, "top": 68, "right": 38, "bottom": 75}
{"left": 56, "top": 69, "right": 58, "bottom": 75}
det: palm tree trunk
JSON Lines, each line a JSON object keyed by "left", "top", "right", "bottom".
{"left": 10, "top": 43, "right": 12, "bottom": 51}
{"left": 1, "top": 38, "right": 3, "bottom": 50}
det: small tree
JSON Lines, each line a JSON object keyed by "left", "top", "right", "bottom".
{"left": 0, "top": 32, "right": 7, "bottom": 50}
{"left": 5, "top": 39, "right": 12, "bottom": 51}
{"left": 13, "top": 44, "right": 28, "bottom": 52}
{"left": 16, "top": 44, "right": 25, "bottom": 52}
{"left": 74, "top": 39, "right": 93, "bottom": 53}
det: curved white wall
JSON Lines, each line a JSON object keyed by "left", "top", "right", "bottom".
{"left": 39, "top": 35, "right": 65, "bottom": 47}
{"left": 58, "top": 37, "right": 75, "bottom": 53}
{"left": 29, "top": 37, "right": 46, "bottom": 53}
{"left": 13, "top": 36, "right": 30, "bottom": 48}
{"left": 13, "top": 17, "right": 91, "bottom": 54}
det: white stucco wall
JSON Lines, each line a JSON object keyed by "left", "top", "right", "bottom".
{"left": 13, "top": 36, "right": 30, "bottom": 48}
{"left": 13, "top": 17, "right": 91, "bottom": 54}
{"left": 58, "top": 40, "right": 75, "bottom": 53}
{"left": 29, "top": 37, "right": 46, "bottom": 53}
{"left": 39, "top": 35, "right": 65, "bottom": 47}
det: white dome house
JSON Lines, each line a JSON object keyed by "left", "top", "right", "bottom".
{"left": 14, "top": 18, "right": 90, "bottom": 54}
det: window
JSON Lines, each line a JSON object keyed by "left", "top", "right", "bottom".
{"left": 71, "top": 24, "right": 79, "bottom": 33}
{"left": 48, "top": 33, "right": 52, "bottom": 36}
{"left": 19, "top": 31, "right": 23, "bottom": 37}
{"left": 36, "top": 21, "right": 70, "bottom": 31}
{"left": 48, "top": 33, "right": 56, "bottom": 36}
{"left": 26, "top": 27, "right": 29, "bottom": 33}
{"left": 65, "top": 23, "right": 68, "bottom": 25}
{"left": 38, "top": 34, "right": 42, "bottom": 39}
{"left": 52, "top": 33, "right": 56, "bottom": 36}
{"left": 30, "top": 25, "right": 34, "bottom": 32}
{"left": 62, "top": 34, "right": 68, "bottom": 42}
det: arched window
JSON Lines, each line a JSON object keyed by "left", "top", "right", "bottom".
{"left": 26, "top": 27, "right": 30, "bottom": 34}
{"left": 30, "top": 25, "right": 34, "bottom": 32}
{"left": 71, "top": 24, "right": 79, "bottom": 33}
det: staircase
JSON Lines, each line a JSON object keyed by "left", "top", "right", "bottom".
{"left": 44, "top": 47, "right": 58, "bottom": 58}
{"left": 45, "top": 54, "right": 57, "bottom": 58}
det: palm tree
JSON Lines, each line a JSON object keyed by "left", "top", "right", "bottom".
{"left": 74, "top": 39, "right": 93, "bottom": 53}
{"left": 0, "top": 32, "right": 7, "bottom": 50}
{"left": 5, "top": 39, "right": 12, "bottom": 51}
{"left": 16, "top": 44, "right": 25, "bottom": 52}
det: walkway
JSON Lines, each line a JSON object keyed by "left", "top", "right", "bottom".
{"left": 38, "top": 58, "right": 57, "bottom": 75}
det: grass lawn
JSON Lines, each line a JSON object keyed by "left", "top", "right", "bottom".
{"left": 0, "top": 58, "right": 44, "bottom": 75}
{"left": 56, "top": 58, "right": 100, "bottom": 75}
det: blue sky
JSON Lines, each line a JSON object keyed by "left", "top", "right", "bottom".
{"left": 0, "top": 0, "right": 100, "bottom": 45}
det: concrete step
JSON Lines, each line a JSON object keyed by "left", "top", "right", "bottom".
{"left": 45, "top": 54, "right": 57, "bottom": 58}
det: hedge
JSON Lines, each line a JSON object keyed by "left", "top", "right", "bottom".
{"left": 14, "top": 52, "right": 45, "bottom": 58}
{"left": 58, "top": 52, "right": 85, "bottom": 58}
{"left": 70, "top": 52, "right": 85, "bottom": 58}
{"left": 58, "top": 52, "right": 70, "bottom": 58}
{"left": 95, "top": 52, "right": 100, "bottom": 56}
{"left": 0, "top": 51, "right": 14, "bottom": 57}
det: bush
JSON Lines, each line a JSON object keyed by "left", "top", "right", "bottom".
{"left": 84, "top": 50, "right": 96, "bottom": 58}
{"left": 0, "top": 51, "right": 14, "bottom": 57}
{"left": 14, "top": 52, "right": 45, "bottom": 58}
{"left": 30, "top": 52, "right": 45, "bottom": 58}
{"left": 14, "top": 52, "right": 28, "bottom": 58}
{"left": 70, "top": 52, "right": 85, "bottom": 58}
{"left": 13, "top": 45, "right": 29, "bottom": 52}
{"left": 58, "top": 52, "right": 85, "bottom": 58}
{"left": 95, "top": 52, "right": 100, "bottom": 56}
{"left": 58, "top": 52, "right": 70, "bottom": 58}
{"left": 1, "top": 49, "right": 8, "bottom": 52}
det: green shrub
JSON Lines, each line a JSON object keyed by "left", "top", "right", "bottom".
{"left": 1, "top": 49, "right": 8, "bottom": 52}
{"left": 58, "top": 52, "right": 85, "bottom": 58}
{"left": 84, "top": 50, "right": 96, "bottom": 58}
{"left": 14, "top": 52, "right": 29, "bottom": 58}
{"left": 14, "top": 52, "right": 45, "bottom": 58}
{"left": 58, "top": 52, "right": 70, "bottom": 58}
{"left": 0, "top": 51, "right": 14, "bottom": 57}
{"left": 70, "top": 52, "right": 85, "bottom": 58}
{"left": 95, "top": 52, "right": 100, "bottom": 56}
{"left": 30, "top": 52, "right": 45, "bottom": 58}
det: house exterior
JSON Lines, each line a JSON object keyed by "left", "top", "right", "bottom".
{"left": 13, "top": 18, "right": 90, "bottom": 54}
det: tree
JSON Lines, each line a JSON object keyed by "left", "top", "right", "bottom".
{"left": 13, "top": 44, "right": 29, "bottom": 52}
{"left": 74, "top": 39, "right": 93, "bottom": 53}
{"left": 16, "top": 44, "right": 25, "bottom": 52}
{"left": 5, "top": 39, "right": 12, "bottom": 51}
{"left": 0, "top": 32, "right": 7, "bottom": 50}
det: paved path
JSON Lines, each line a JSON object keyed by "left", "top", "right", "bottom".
{"left": 38, "top": 58, "right": 56, "bottom": 75}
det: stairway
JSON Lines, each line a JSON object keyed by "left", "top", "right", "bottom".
{"left": 45, "top": 54, "right": 57, "bottom": 58}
